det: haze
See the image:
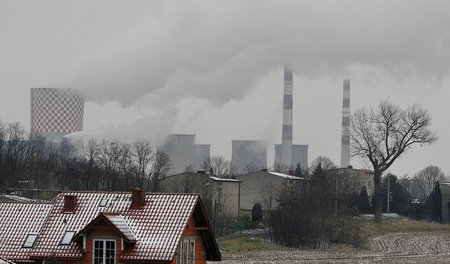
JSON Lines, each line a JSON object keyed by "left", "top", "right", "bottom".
{"left": 1, "top": 0, "right": 449, "bottom": 176}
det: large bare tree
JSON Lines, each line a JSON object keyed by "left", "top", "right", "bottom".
{"left": 350, "top": 101, "right": 437, "bottom": 223}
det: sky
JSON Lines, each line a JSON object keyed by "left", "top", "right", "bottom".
{"left": 1, "top": 0, "right": 450, "bottom": 177}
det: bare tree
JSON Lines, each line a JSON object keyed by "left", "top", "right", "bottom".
{"left": 411, "top": 165, "right": 446, "bottom": 201}
{"left": 272, "top": 162, "right": 290, "bottom": 174}
{"left": 84, "top": 138, "right": 100, "bottom": 189}
{"left": 150, "top": 150, "right": 171, "bottom": 192}
{"left": 258, "top": 183, "right": 277, "bottom": 211}
{"left": 206, "top": 156, "right": 233, "bottom": 178}
{"left": 132, "top": 139, "right": 154, "bottom": 189}
{"left": 350, "top": 101, "right": 437, "bottom": 222}
{"left": 310, "top": 156, "right": 338, "bottom": 173}
{"left": 118, "top": 143, "right": 135, "bottom": 190}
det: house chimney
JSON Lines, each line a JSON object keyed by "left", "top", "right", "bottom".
{"left": 63, "top": 195, "right": 77, "bottom": 212}
{"left": 288, "top": 170, "right": 294, "bottom": 175}
{"left": 131, "top": 188, "right": 146, "bottom": 209}
{"left": 260, "top": 168, "right": 268, "bottom": 173}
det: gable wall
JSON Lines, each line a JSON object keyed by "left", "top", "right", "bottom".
{"left": 81, "top": 221, "right": 121, "bottom": 264}
{"left": 171, "top": 216, "right": 207, "bottom": 264}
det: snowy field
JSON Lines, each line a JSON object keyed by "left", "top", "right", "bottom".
{"left": 212, "top": 231, "right": 450, "bottom": 263}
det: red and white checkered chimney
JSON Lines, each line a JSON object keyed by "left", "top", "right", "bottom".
{"left": 281, "top": 67, "right": 293, "bottom": 167}
{"left": 30, "top": 88, "right": 84, "bottom": 141}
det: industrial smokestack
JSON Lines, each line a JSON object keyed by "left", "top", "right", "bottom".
{"left": 281, "top": 67, "right": 293, "bottom": 167}
{"left": 340, "top": 79, "right": 351, "bottom": 168}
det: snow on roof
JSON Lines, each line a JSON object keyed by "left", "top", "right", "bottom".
{"left": 0, "top": 194, "right": 44, "bottom": 202}
{"left": 0, "top": 257, "right": 15, "bottom": 264}
{"left": 0, "top": 202, "right": 52, "bottom": 261}
{"left": 208, "top": 176, "right": 242, "bottom": 182}
{"left": 74, "top": 213, "right": 137, "bottom": 244}
{"left": 268, "top": 171, "right": 305, "bottom": 180}
{"left": 30, "top": 192, "right": 200, "bottom": 261}
{"left": 165, "top": 172, "right": 241, "bottom": 182}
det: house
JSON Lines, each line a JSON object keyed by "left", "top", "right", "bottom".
{"left": 161, "top": 172, "right": 241, "bottom": 219}
{"left": 235, "top": 170, "right": 306, "bottom": 211}
{"left": 0, "top": 190, "right": 221, "bottom": 264}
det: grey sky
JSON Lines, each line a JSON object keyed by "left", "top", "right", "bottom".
{"left": 1, "top": 0, "right": 449, "bottom": 176}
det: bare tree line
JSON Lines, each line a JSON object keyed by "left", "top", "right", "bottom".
{"left": 0, "top": 120, "right": 171, "bottom": 194}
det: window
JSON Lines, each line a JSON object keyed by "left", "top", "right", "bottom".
{"left": 176, "top": 239, "right": 195, "bottom": 264}
{"left": 23, "top": 233, "right": 38, "bottom": 248}
{"left": 99, "top": 199, "right": 109, "bottom": 207}
{"left": 60, "top": 231, "right": 75, "bottom": 245}
{"left": 94, "top": 240, "right": 116, "bottom": 264}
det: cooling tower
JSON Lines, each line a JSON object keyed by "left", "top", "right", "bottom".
{"left": 158, "top": 134, "right": 211, "bottom": 174}
{"left": 231, "top": 140, "right": 267, "bottom": 175}
{"left": 281, "top": 67, "right": 293, "bottom": 167}
{"left": 194, "top": 144, "right": 211, "bottom": 171}
{"left": 274, "top": 144, "right": 308, "bottom": 171}
{"left": 30, "top": 88, "right": 84, "bottom": 141}
{"left": 340, "top": 79, "right": 351, "bottom": 168}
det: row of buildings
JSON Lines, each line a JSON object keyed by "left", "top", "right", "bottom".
{"left": 160, "top": 168, "right": 375, "bottom": 219}
{"left": 0, "top": 190, "right": 221, "bottom": 264}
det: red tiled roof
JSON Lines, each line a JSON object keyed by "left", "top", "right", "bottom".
{"left": 30, "top": 192, "right": 200, "bottom": 261}
{"left": 0, "top": 202, "right": 52, "bottom": 261}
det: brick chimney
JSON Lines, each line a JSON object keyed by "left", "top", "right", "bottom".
{"left": 63, "top": 195, "right": 77, "bottom": 212}
{"left": 131, "top": 188, "right": 146, "bottom": 209}
{"left": 288, "top": 170, "right": 294, "bottom": 175}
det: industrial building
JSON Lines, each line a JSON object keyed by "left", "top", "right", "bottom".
{"left": 30, "top": 88, "right": 84, "bottom": 142}
{"left": 274, "top": 67, "right": 308, "bottom": 170}
{"left": 235, "top": 170, "right": 306, "bottom": 211}
{"left": 341, "top": 79, "right": 351, "bottom": 168}
{"left": 158, "top": 134, "right": 211, "bottom": 174}
{"left": 161, "top": 171, "right": 241, "bottom": 219}
{"left": 231, "top": 140, "right": 267, "bottom": 175}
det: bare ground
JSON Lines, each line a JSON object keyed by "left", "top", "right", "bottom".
{"left": 212, "top": 219, "right": 450, "bottom": 264}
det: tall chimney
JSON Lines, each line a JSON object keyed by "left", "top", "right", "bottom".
{"left": 63, "top": 195, "right": 77, "bottom": 212}
{"left": 340, "top": 79, "right": 351, "bottom": 168}
{"left": 131, "top": 188, "right": 146, "bottom": 209}
{"left": 281, "top": 67, "right": 293, "bottom": 167}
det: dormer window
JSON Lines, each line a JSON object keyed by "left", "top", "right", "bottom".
{"left": 60, "top": 231, "right": 76, "bottom": 245}
{"left": 23, "top": 233, "right": 38, "bottom": 248}
{"left": 99, "top": 199, "right": 109, "bottom": 207}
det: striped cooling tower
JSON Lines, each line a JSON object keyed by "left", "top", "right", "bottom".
{"left": 340, "top": 80, "right": 350, "bottom": 168}
{"left": 30, "top": 88, "right": 84, "bottom": 140}
{"left": 281, "top": 67, "right": 293, "bottom": 167}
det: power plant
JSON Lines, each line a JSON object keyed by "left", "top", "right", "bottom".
{"left": 30, "top": 88, "right": 84, "bottom": 141}
{"left": 274, "top": 67, "right": 308, "bottom": 171}
{"left": 231, "top": 140, "right": 267, "bottom": 174}
{"left": 158, "top": 134, "right": 211, "bottom": 174}
{"left": 340, "top": 79, "right": 351, "bottom": 168}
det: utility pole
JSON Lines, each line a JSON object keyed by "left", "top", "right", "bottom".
{"left": 387, "top": 176, "right": 390, "bottom": 213}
